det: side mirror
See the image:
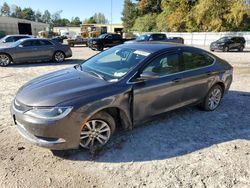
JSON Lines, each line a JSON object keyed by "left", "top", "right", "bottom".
{"left": 18, "top": 44, "right": 23, "bottom": 48}
{"left": 2, "top": 39, "right": 6, "bottom": 43}
{"left": 137, "top": 72, "right": 159, "bottom": 81}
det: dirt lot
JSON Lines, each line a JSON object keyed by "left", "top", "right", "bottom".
{"left": 0, "top": 46, "right": 250, "bottom": 188}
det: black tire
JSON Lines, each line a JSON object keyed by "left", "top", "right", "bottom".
{"left": 79, "top": 111, "right": 116, "bottom": 149}
{"left": 97, "top": 44, "right": 104, "bottom": 51}
{"left": 210, "top": 49, "right": 214, "bottom": 52}
{"left": 200, "top": 84, "right": 223, "bottom": 111}
{"left": 238, "top": 46, "right": 244, "bottom": 52}
{"left": 0, "top": 53, "right": 12, "bottom": 67}
{"left": 223, "top": 46, "right": 229, "bottom": 52}
{"left": 53, "top": 51, "right": 65, "bottom": 63}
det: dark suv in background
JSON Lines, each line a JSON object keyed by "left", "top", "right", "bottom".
{"left": 210, "top": 36, "right": 246, "bottom": 52}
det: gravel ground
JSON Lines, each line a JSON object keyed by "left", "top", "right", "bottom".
{"left": 0, "top": 46, "right": 250, "bottom": 188}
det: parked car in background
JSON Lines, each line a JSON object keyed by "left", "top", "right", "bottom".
{"left": 0, "top": 38, "right": 72, "bottom": 66}
{"left": 11, "top": 42, "right": 233, "bottom": 150}
{"left": 67, "top": 35, "right": 88, "bottom": 47}
{"left": 50, "top": 36, "right": 64, "bottom": 44}
{"left": 60, "top": 31, "right": 76, "bottom": 39}
{"left": 210, "top": 36, "right": 246, "bottom": 52}
{"left": 125, "top": 33, "right": 184, "bottom": 44}
{"left": 0, "top": 35, "right": 33, "bottom": 43}
{"left": 88, "top": 33, "right": 134, "bottom": 51}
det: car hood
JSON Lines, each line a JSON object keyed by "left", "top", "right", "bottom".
{"left": 0, "top": 43, "right": 13, "bottom": 49}
{"left": 15, "top": 67, "right": 109, "bottom": 107}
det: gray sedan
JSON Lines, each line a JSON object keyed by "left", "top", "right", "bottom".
{"left": 0, "top": 38, "right": 72, "bottom": 66}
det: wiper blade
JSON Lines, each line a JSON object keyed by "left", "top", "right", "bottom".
{"left": 86, "top": 70, "right": 106, "bottom": 81}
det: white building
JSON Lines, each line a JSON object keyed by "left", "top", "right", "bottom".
{"left": 0, "top": 16, "right": 49, "bottom": 36}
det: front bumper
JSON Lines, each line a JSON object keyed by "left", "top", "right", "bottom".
{"left": 10, "top": 100, "right": 81, "bottom": 150}
{"left": 210, "top": 45, "right": 224, "bottom": 51}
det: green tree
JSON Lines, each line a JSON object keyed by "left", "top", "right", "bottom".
{"left": 121, "top": 0, "right": 137, "bottom": 32}
{"left": 132, "top": 13, "right": 157, "bottom": 32}
{"left": 1, "top": 2, "right": 10, "bottom": 16}
{"left": 83, "top": 16, "right": 97, "bottom": 24}
{"left": 35, "top": 11, "right": 42, "bottom": 22}
{"left": 70, "top": 17, "right": 82, "bottom": 26}
{"left": 136, "top": 0, "right": 162, "bottom": 15}
{"left": 93, "top": 13, "right": 108, "bottom": 24}
{"left": 42, "top": 10, "right": 51, "bottom": 24}
{"left": 22, "top": 8, "right": 35, "bottom": 21}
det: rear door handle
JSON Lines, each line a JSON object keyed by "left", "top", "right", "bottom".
{"left": 172, "top": 78, "right": 182, "bottom": 83}
{"left": 206, "top": 71, "right": 212, "bottom": 75}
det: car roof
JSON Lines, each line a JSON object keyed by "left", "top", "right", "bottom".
{"left": 18, "top": 38, "right": 51, "bottom": 43}
{"left": 121, "top": 42, "right": 186, "bottom": 53}
{"left": 6, "top": 34, "right": 32, "bottom": 37}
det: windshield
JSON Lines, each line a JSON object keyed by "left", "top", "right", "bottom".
{"left": 217, "top": 37, "right": 230, "bottom": 42}
{"left": 80, "top": 47, "right": 151, "bottom": 81}
{"left": 136, "top": 34, "right": 149, "bottom": 41}
{"left": 98, "top": 34, "right": 107, "bottom": 39}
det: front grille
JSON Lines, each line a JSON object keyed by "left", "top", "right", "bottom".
{"left": 14, "top": 99, "right": 32, "bottom": 112}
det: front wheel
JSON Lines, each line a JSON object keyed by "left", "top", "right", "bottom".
{"left": 80, "top": 112, "right": 116, "bottom": 149}
{"left": 200, "top": 85, "right": 223, "bottom": 111}
{"left": 53, "top": 51, "right": 65, "bottom": 63}
{"left": 0, "top": 54, "right": 11, "bottom": 67}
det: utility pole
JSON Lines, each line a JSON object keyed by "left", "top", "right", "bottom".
{"left": 110, "top": 0, "right": 113, "bottom": 33}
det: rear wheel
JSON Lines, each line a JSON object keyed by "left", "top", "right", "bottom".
{"left": 200, "top": 85, "right": 223, "bottom": 111}
{"left": 238, "top": 46, "right": 244, "bottom": 52}
{"left": 80, "top": 112, "right": 116, "bottom": 149}
{"left": 53, "top": 51, "right": 65, "bottom": 63}
{"left": 223, "top": 46, "right": 229, "bottom": 52}
{"left": 0, "top": 53, "right": 11, "bottom": 67}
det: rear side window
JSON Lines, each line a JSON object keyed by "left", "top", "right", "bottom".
{"left": 182, "top": 52, "right": 214, "bottom": 70}
{"left": 113, "top": 35, "right": 121, "bottom": 40}
{"left": 151, "top": 34, "right": 166, "bottom": 41}
{"left": 39, "top": 40, "right": 53, "bottom": 46}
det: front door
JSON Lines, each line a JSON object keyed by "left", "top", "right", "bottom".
{"left": 132, "top": 52, "right": 187, "bottom": 123}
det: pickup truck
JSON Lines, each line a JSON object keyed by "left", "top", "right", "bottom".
{"left": 88, "top": 33, "right": 133, "bottom": 51}
{"left": 67, "top": 35, "right": 88, "bottom": 47}
{"left": 125, "top": 33, "right": 184, "bottom": 44}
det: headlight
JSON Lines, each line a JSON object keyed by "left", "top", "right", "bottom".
{"left": 25, "top": 107, "right": 73, "bottom": 120}
{"left": 92, "top": 41, "right": 97, "bottom": 44}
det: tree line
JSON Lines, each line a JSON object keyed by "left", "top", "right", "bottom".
{"left": 0, "top": 2, "right": 108, "bottom": 27}
{"left": 122, "top": 0, "right": 250, "bottom": 32}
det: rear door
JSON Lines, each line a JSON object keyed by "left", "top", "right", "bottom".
{"left": 36, "top": 40, "right": 55, "bottom": 60}
{"left": 179, "top": 49, "right": 216, "bottom": 105}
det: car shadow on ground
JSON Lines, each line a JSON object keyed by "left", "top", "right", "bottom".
{"left": 52, "top": 90, "right": 250, "bottom": 162}
{"left": 6, "top": 59, "right": 84, "bottom": 68}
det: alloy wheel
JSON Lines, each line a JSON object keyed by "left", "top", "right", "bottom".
{"left": 208, "top": 88, "right": 222, "bottom": 110}
{"left": 0, "top": 54, "right": 11, "bottom": 66}
{"left": 54, "top": 52, "right": 65, "bottom": 63}
{"left": 80, "top": 119, "right": 111, "bottom": 149}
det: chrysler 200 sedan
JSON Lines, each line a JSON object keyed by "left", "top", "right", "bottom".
{"left": 0, "top": 38, "right": 72, "bottom": 66}
{"left": 11, "top": 42, "right": 233, "bottom": 150}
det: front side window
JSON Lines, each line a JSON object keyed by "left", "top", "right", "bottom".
{"left": 80, "top": 47, "right": 150, "bottom": 81}
{"left": 182, "top": 52, "right": 214, "bottom": 70}
{"left": 143, "top": 53, "right": 180, "bottom": 76}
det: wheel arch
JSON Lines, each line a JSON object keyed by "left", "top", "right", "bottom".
{"left": 0, "top": 52, "right": 13, "bottom": 62}
{"left": 84, "top": 106, "right": 132, "bottom": 131}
